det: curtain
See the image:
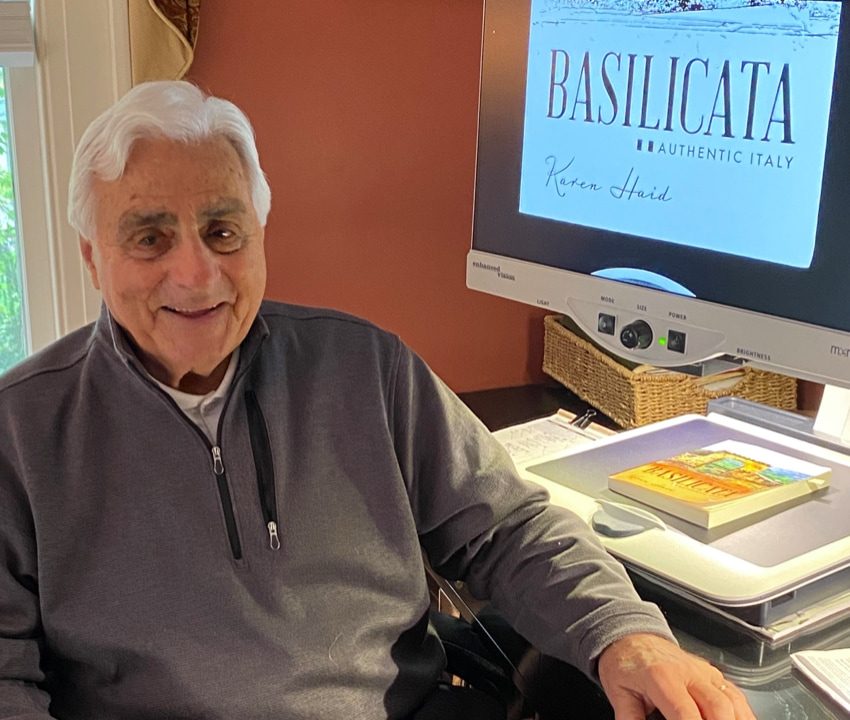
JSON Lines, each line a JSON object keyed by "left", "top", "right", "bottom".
{"left": 129, "top": 0, "right": 201, "bottom": 84}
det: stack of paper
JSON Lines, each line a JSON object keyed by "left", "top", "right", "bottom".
{"left": 492, "top": 410, "right": 611, "bottom": 465}
{"left": 790, "top": 648, "right": 850, "bottom": 714}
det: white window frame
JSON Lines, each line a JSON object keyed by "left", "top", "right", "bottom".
{"left": 6, "top": 0, "right": 130, "bottom": 353}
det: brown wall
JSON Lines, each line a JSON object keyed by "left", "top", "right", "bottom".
{"left": 188, "top": 1, "right": 548, "bottom": 393}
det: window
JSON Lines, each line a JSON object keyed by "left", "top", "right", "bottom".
{"left": 0, "top": 68, "right": 24, "bottom": 372}
{"left": 0, "top": 67, "right": 25, "bottom": 372}
{"left": 0, "top": 0, "right": 33, "bottom": 372}
{"left": 0, "top": 0, "right": 131, "bottom": 372}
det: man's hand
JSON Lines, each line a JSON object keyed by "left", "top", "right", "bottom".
{"left": 597, "top": 633, "right": 756, "bottom": 720}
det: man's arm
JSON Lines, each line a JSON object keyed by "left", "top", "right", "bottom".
{"left": 390, "top": 342, "right": 755, "bottom": 720}
{"left": 0, "top": 460, "right": 55, "bottom": 718}
{"left": 390, "top": 342, "right": 675, "bottom": 670}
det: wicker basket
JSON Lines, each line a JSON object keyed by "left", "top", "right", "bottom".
{"left": 542, "top": 315, "right": 798, "bottom": 428}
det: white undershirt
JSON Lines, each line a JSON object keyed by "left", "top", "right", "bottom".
{"left": 153, "top": 348, "right": 240, "bottom": 443}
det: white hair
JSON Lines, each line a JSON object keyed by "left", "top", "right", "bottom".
{"left": 67, "top": 80, "right": 271, "bottom": 237}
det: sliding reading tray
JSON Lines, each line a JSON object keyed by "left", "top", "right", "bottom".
{"left": 520, "top": 413, "right": 850, "bottom": 640}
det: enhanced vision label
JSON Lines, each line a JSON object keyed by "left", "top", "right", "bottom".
{"left": 518, "top": 0, "right": 841, "bottom": 268}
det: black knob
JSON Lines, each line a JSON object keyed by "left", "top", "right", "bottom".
{"left": 620, "top": 320, "right": 653, "bottom": 350}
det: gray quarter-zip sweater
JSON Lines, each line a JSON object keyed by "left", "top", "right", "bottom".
{"left": 0, "top": 301, "right": 673, "bottom": 719}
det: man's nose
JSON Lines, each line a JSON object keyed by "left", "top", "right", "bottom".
{"left": 169, "top": 233, "right": 219, "bottom": 288}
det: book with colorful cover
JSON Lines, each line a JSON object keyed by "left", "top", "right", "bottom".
{"left": 608, "top": 440, "right": 832, "bottom": 529}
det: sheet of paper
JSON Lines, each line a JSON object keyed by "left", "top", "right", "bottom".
{"left": 492, "top": 411, "right": 603, "bottom": 465}
{"left": 790, "top": 648, "right": 850, "bottom": 713}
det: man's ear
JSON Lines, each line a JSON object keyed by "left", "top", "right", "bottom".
{"left": 79, "top": 238, "right": 101, "bottom": 290}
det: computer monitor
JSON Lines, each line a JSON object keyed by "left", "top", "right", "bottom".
{"left": 467, "top": 0, "right": 850, "bottom": 403}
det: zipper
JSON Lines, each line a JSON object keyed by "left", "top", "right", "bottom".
{"left": 245, "top": 389, "right": 281, "bottom": 550}
{"left": 122, "top": 361, "right": 245, "bottom": 561}
{"left": 111, "top": 318, "right": 272, "bottom": 562}
{"left": 211, "top": 445, "right": 243, "bottom": 559}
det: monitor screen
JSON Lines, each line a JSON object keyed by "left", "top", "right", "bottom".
{"left": 468, "top": 0, "right": 850, "bottom": 388}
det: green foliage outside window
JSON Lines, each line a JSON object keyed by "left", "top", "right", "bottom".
{"left": 0, "top": 69, "right": 26, "bottom": 374}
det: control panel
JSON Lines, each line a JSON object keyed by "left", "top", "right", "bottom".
{"left": 569, "top": 299, "right": 726, "bottom": 366}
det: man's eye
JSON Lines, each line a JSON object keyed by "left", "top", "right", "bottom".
{"left": 128, "top": 232, "right": 168, "bottom": 256}
{"left": 207, "top": 226, "right": 242, "bottom": 251}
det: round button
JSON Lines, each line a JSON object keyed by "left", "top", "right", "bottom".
{"left": 620, "top": 320, "right": 653, "bottom": 350}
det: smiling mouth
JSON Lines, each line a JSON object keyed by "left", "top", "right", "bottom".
{"left": 163, "top": 303, "right": 225, "bottom": 319}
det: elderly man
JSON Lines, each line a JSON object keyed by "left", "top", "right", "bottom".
{"left": 0, "top": 81, "right": 754, "bottom": 720}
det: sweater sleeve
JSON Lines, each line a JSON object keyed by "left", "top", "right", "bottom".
{"left": 389, "top": 342, "right": 675, "bottom": 679}
{"left": 0, "top": 457, "right": 54, "bottom": 718}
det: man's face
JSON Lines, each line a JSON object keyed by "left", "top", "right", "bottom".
{"left": 81, "top": 136, "right": 267, "bottom": 393}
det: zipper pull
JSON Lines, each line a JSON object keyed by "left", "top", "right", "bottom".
{"left": 267, "top": 520, "right": 281, "bottom": 550}
{"left": 212, "top": 446, "right": 225, "bottom": 475}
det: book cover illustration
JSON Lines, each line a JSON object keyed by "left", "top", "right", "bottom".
{"left": 608, "top": 440, "right": 831, "bottom": 527}
{"left": 521, "top": 0, "right": 840, "bottom": 268}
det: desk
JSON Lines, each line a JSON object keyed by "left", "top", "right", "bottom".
{"left": 458, "top": 385, "right": 848, "bottom": 720}
{"left": 460, "top": 383, "right": 619, "bottom": 434}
